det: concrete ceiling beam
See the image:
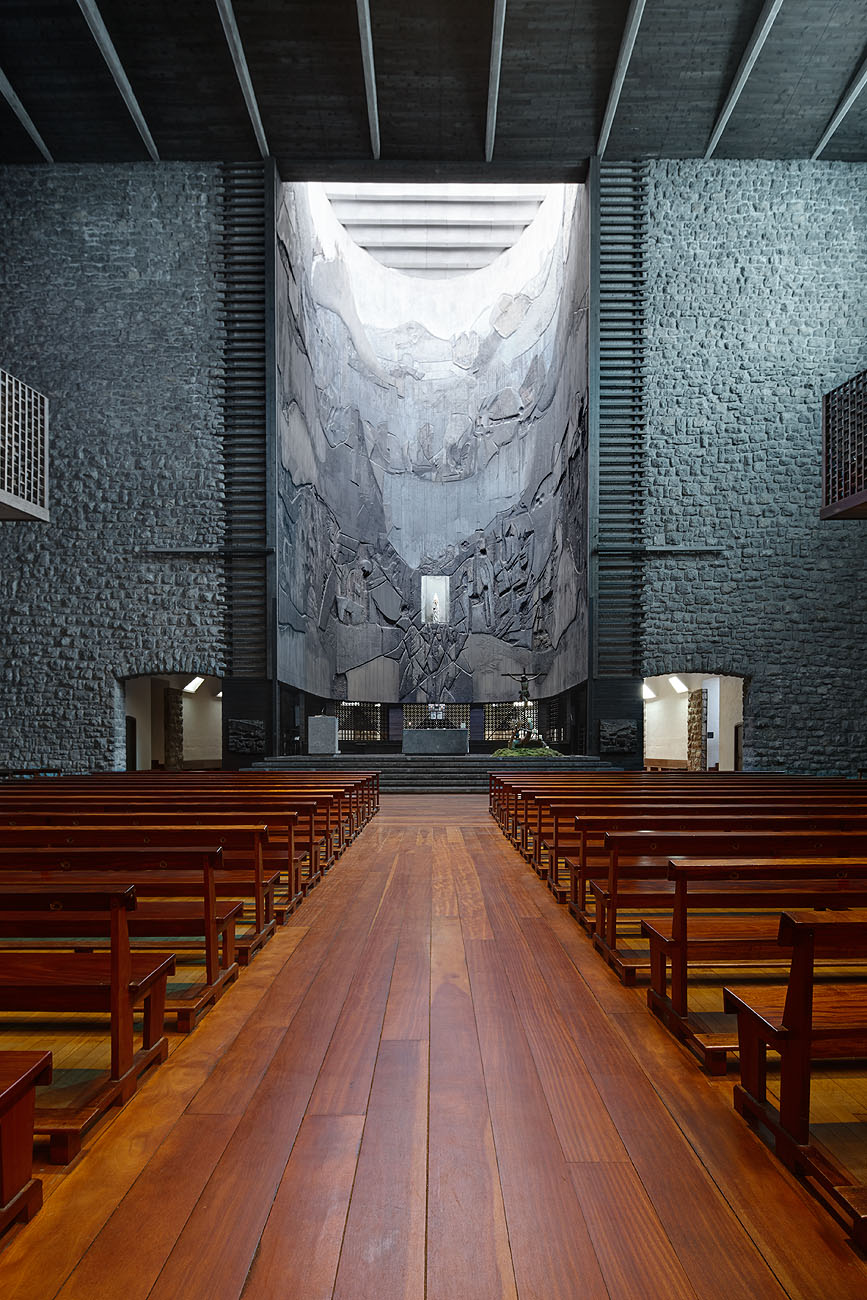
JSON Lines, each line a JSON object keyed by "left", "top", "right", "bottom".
{"left": 597, "top": 0, "right": 647, "bottom": 160}
{"left": 356, "top": 0, "right": 381, "bottom": 161}
{"left": 485, "top": 0, "right": 508, "bottom": 163}
{"left": 75, "top": 0, "right": 159, "bottom": 161}
{"left": 703, "top": 0, "right": 785, "bottom": 160}
{"left": 812, "top": 53, "right": 867, "bottom": 159}
{"left": 0, "top": 67, "right": 53, "bottom": 162}
{"left": 214, "top": 0, "right": 269, "bottom": 159}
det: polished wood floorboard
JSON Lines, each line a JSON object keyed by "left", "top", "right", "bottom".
{"left": 2, "top": 795, "right": 867, "bottom": 1298}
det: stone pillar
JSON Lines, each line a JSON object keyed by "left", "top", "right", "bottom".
{"left": 687, "top": 689, "right": 707, "bottom": 772}
{"left": 164, "top": 688, "right": 184, "bottom": 771}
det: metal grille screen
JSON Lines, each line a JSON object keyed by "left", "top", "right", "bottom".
{"left": 338, "top": 702, "right": 384, "bottom": 741}
{"left": 484, "top": 701, "right": 539, "bottom": 740}
{"left": 0, "top": 368, "right": 49, "bottom": 521}
{"left": 404, "top": 703, "right": 470, "bottom": 730}
{"left": 821, "top": 369, "right": 867, "bottom": 519}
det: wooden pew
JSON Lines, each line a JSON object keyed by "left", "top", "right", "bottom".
{"left": 492, "top": 774, "right": 867, "bottom": 853}
{"left": 0, "top": 840, "right": 239, "bottom": 1031}
{"left": 546, "top": 804, "right": 867, "bottom": 901}
{"left": 639, "top": 856, "right": 867, "bottom": 1068}
{"left": 587, "top": 830, "right": 867, "bottom": 980}
{"left": 0, "top": 792, "right": 340, "bottom": 916}
{"left": 725, "top": 909, "right": 867, "bottom": 1248}
{"left": 0, "top": 809, "right": 302, "bottom": 925}
{"left": 0, "top": 829, "right": 277, "bottom": 965}
{"left": 0, "top": 884, "right": 173, "bottom": 1162}
{"left": 488, "top": 771, "right": 864, "bottom": 836}
{"left": 112, "top": 769, "right": 382, "bottom": 825}
{"left": 6, "top": 771, "right": 380, "bottom": 840}
{"left": 568, "top": 817, "right": 867, "bottom": 923}
{"left": 0, "top": 1050, "right": 52, "bottom": 1235}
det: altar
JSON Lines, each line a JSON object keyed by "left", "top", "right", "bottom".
{"left": 402, "top": 728, "right": 469, "bottom": 755}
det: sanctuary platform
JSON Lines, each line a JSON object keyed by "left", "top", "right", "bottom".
{"left": 254, "top": 753, "right": 618, "bottom": 793}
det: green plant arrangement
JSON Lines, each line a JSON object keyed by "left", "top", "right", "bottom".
{"left": 490, "top": 744, "right": 560, "bottom": 758}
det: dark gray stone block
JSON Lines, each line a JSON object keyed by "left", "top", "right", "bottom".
{"left": 402, "top": 728, "right": 469, "bottom": 754}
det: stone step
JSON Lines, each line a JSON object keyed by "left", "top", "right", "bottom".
{"left": 253, "top": 753, "right": 619, "bottom": 794}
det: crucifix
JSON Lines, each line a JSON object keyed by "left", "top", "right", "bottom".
{"left": 501, "top": 672, "right": 541, "bottom": 704}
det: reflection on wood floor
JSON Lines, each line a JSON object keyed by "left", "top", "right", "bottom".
{"left": 2, "top": 795, "right": 866, "bottom": 1298}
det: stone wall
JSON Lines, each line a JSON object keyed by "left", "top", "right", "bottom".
{"left": 0, "top": 164, "right": 228, "bottom": 772}
{"left": 641, "top": 161, "right": 867, "bottom": 774}
{"left": 274, "top": 183, "right": 589, "bottom": 704}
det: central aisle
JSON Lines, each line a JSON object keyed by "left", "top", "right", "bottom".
{"left": 2, "top": 795, "right": 866, "bottom": 1299}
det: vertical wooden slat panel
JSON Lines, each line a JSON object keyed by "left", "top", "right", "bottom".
{"left": 596, "top": 163, "right": 646, "bottom": 676}
{"left": 219, "top": 163, "right": 269, "bottom": 676}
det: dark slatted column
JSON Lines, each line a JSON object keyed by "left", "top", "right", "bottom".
{"left": 587, "top": 159, "right": 647, "bottom": 766}
{"left": 219, "top": 162, "right": 269, "bottom": 677}
{"left": 596, "top": 161, "right": 646, "bottom": 677}
{"left": 218, "top": 162, "right": 279, "bottom": 767}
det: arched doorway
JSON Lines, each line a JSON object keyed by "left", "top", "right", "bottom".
{"left": 121, "top": 673, "right": 223, "bottom": 770}
{"left": 642, "top": 673, "right": 745, "bottom": 772}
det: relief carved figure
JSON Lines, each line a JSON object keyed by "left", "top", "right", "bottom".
{"left": 471, "top": 535, "right": 496, "bottom": 631}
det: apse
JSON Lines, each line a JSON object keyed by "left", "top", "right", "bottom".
{"left": 274, "top": 181, "right": 590, "bottom": 704}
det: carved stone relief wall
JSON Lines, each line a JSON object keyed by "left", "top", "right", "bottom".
{"left": 274, "top": 182, "right": 589, "bottom": 703}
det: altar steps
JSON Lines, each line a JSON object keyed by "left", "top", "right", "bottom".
{"left": 253, "top": 753, "right": 619, "bottom": 794}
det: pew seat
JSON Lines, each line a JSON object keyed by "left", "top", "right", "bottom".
{"left": 0, "top": 1050, "right": 52, "bottom": 1236}
{"left": 724, "top": 909, "right": 867, "bottom": 1247}
{"left": 0, "top": 886, "right": 174, "bottom": 1162}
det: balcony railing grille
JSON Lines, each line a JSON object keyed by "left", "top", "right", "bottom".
{"left": 821, "top": 369, "right": 867, "bottom": 519}
{"left": 0, "top": 368, "right": 49, "bottom": 521}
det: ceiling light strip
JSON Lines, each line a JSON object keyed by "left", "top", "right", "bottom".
{"left": 485, "top": 0, "right": 508, "bottom": 163}
{"left": 214, "top": 0, "right": 270, "bottom": 159}
{"left": 355, "top": 0, "right": 381, "bottom": 160}
{"left": 76, "top": 0, "right": 159, "bottom": 161}
{"left": 596, "top": 0, "right": 647, "bottom": 160}
{"left": 704, "top": 0, "right": 785, "bottom": 160}
{"left": 811, "top": 55, "right": 867, "bottom": 160}
{"left": 0, "top": 68, "right": 53, "bottom": 162}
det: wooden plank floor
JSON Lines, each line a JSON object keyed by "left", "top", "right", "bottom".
{"left": 3, "top": 795, "right": 867, "bottom": 1298}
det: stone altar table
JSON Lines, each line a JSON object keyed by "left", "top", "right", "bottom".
{"left": 402, "top": 728, "right": 469, "bottom": 755}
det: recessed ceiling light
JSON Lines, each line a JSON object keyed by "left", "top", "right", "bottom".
{"left": 183, "top": 676, "right": 205, "bottom": 694}
{"left": 641, "top": 683, "right": 656, "bottom": 700}
{"left": 668, "top": 676, "right": 688, "bottom": 694}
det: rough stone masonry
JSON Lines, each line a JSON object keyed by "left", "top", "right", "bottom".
{"left": 0, "top": 164, "right": 229, "bottom": 771}
{"left": 640, "top": 160, "right": 867, "bottom": 774}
